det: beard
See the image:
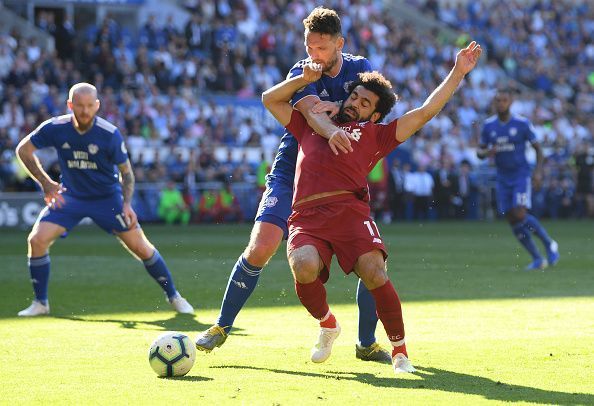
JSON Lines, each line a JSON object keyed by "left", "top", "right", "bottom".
{"left": 74, "top": 113, "right": 95, "bottom": 131}
{"left": 334, "top": 106, "right": 371, "bottom": 123}
{"left": 321, "top": 53, "right": 339, "bottom": 73}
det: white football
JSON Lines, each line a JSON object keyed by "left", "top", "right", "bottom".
{"left": 148, "top": 332, "right": 196, "bottom": 377}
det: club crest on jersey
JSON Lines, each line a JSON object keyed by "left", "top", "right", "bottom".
{"left": 263, "top": 196, "right": 278, "bottom": 208}
{"left": 509, "top": 128, "right": 517, "bottom": 137}
{"left": 88, "top": 144, "right": 99, "bottom": 154}
{"left": 343, "top": 81, "right": 353, "bottom": 93}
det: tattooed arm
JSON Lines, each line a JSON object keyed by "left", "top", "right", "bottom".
{"left": 118, "top": 160, "right": 138, "bottom": 229}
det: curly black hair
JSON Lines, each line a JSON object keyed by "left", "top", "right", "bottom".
{"left": 347, "top": 71, "right": 398, "bottom": 122}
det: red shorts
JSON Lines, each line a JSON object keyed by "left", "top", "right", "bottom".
{"left": 287, "top": 195, "right": 388, "bottom": 282}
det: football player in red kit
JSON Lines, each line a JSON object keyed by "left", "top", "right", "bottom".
{"left": 262, "top": 42, "right": 482, "bottom": 375}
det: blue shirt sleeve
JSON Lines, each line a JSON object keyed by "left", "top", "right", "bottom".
{"left": 110, "top": 129, "right": 129, "bottom": 165}
{"left": 361, "top": 58, "right": 372, "bottom": 72}
{"left": 29, "top": 119, "right": 55, "bottom": 149}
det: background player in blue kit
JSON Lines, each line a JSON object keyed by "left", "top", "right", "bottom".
{"left": 15, "top": 82, "right": 194, "bottom": 316}
{"left": 196, "top": 7, "right": 391, "bottom": 362}
{"left": 478, "top": 89, "right": 560, "bottom": 271}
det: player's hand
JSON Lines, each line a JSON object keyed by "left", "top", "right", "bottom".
{"left": 42, "top": 181, "right": 67, "bottom": 209}
{"left": 454, "top": 41, "right": 482, "bottom": 75}
{"left": 302, "top": 62, "right": 323, "bottom": 83}
{"left": 311, "top": 101, "right": 340, "bottom": 118}
{"left": 122, "top": 202, "right": 138, "bottom": 230}
{"left": 328, "top": 128, "right": 354, "bottom": 155}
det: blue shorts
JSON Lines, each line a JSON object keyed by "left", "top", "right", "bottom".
{"left": 254, "top": 175, "right": 293, "bottom": 239}
{"left": 38, "top": 193, "right": 130, "bottom": 234}
{"left": 496, "top": 175, "right": 531, "bottom": 215}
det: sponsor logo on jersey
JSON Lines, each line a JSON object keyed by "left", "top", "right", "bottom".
{"left": 88, "top": 144, "right": 99, "bottom": 154}
{"left": 263, "top": 196, "right": 278, "bottom": 208}
{"left": 351, "top": 128, "right": 362, "bottom": 142}
{"left": 61, "top": 142, "right": 71, "bottom": 149}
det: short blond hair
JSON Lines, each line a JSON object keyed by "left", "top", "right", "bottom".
{"left": 68, "top": 82, "right": 97, "bottom": 101}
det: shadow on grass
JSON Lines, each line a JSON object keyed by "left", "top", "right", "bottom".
{"left": 212, "top": 365, "right": 592, "bottom": 405}
{"left": 159, "top": 375, "right": 213, "bottom": 382}
{"left": 53, "top": 313, "right": 225, "bottom": 332}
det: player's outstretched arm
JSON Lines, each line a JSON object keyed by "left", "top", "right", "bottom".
{"left": 395, "top": 41, "right": 482, "bottom": 143}
{"left": 118, "top": 160, "right": 138, "bottom": 229}
{"left": 16, "top": 135, "right": 66, "bottom": 208}
{"left": 262, "top": 62, "right": 322, "bottom": 126}
{"left": 295, "top": 97, "right": 352, "bottom": 155}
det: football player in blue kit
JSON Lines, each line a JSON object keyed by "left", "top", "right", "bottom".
{"left": 478, "top": 89, "right": 559, "bottom": 271}
{"left": 15, "top": 82, "right": 194, "bottom": 316}
{"left": 196, "top": 7, "right": 392, "bottom": 362}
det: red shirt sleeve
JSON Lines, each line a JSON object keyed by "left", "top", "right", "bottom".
{"left": 285, "top": 109, "right": 308, "bottom": 143}
{"left": 375, "top": 119, "right": 401, "bottom": 157}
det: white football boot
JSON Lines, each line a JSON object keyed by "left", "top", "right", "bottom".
{"left": 311, "top": 323, "right": 341, "bottom": 363}
{"left": 169, "top": 294, "right": 194, "bottom": 314}
{"left": 18, "top": 300, "right": 50, "bottom": 317}
{"left": 392, "top": 353, "right": 416, "bottom": 374}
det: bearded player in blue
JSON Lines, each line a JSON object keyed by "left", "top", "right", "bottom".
{"left": 15, "top": 83, "right": 194, "bottom": 316}
{"left": 196, "top": 7, "right": 392, "bottom": 362}
{"left": 478, "top": 89, "right": 559, "bottom": 271}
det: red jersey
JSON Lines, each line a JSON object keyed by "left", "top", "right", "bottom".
{"left": 286, "top": 110, "right": 401, "bottom": 207}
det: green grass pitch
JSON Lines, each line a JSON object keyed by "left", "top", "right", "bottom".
{"left": 1, "top": 220, "right": 593, "bottom": 405}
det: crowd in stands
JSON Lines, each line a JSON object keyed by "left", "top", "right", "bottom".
{"left": 0, "top": 0, "right": 592, "bottom": 223}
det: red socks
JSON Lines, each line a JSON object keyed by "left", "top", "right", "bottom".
{"left": 319, "top": 312, "right": 337, "bottom": 329}
{"left": 370, "top": 280, "right": 407, "bottom": 357}
{"left": 295, "top": 278, "right": 329, "bottom": 321}
{"left": 296, "top": 277, "right": 407, "bottom": 357}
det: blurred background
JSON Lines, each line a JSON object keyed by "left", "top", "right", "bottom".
{"left": 0, "top": 0, "right": 592, "bottom": 228}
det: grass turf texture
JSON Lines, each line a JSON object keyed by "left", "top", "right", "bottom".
{"left": 0, "top": 221, "right": 592, "bottom": 405}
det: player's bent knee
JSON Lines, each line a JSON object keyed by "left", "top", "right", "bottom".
{"left": 244, "top": 239, "right": 280, "bottom": 266}
{"left": 130, "top": 243, "right": 154, "bottom": 260}
{"left": 244, "top": 222, "right": 283, "bottom": 266}
{"left": 288, "top": 254, "right": 319, "bottom": 283}
{"left": 358, "top": 267, "right": 388, "bottom": 290}
{"left": 27, "top": 232, "right": 50, "bottom": 252}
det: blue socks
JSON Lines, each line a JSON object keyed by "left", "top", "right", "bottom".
{"left": 28, "top": 254, "right": 50, "bottom": 305}
{"left": 512, "top": 220, "right": 542, "bottom": 260}
{"left": 217, "top": 256, "right": 262, "bottom": 333}
{"left": 143, "top": 250, "right": 177, "bottom": 299}
{"left": 356, "top": 278, "right": 379, "bottom": 347}
{"left": 27, "top": 251, "right": 177, "bottom": 304}
{"left": 524, "top": 214, "right": 552, "bottom": 246}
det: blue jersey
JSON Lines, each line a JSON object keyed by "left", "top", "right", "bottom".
{"left": 30, "top": 114, "right": 129, "bottom": 199}
{"left": 268, "top": 53, "right": 372, "bottom": 184}
{"left": 480, "top": 115, "right": 537, "bottom": 178}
